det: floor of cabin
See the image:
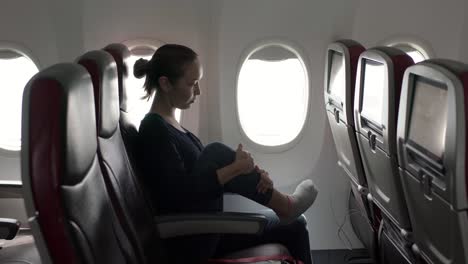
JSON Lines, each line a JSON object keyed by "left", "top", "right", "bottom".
{"left": 311, "top": 249, "right": 374, "bottom": 264}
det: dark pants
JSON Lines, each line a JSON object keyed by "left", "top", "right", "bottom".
{"left": 164, "top": 143, "right": 312, "bottom": 264}
{"left": 214, "top": 209, "right": 312, "bottom": 264}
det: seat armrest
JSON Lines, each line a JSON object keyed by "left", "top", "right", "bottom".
{"left": 0, "top": 180, "right": 22, "bottom": 198}
{"left": 0, "top": 218, "right": 20, "bottom": 240}
{"left": 156, "top": 212, "right": 267, "bottom": 239}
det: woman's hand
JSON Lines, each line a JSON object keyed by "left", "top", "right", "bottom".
{"left": 255, "top": 166, "right": 273, "bottom": 194}
{"left": 234, "top": 144, "right": 255, "bottom": 174}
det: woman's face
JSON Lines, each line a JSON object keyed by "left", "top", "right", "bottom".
{"left": 168, "top": 59, "right": 203, "bottom": 109}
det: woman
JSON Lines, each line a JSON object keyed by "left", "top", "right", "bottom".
{"left": 135, "top": 44, "right": 317, "bottom": 264}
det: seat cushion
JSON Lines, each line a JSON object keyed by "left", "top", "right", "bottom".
{"left": 0, "top": 230, "right": 41, "bottom": 263}
{"left": 209, "top": 243, "right": 301, "bottom": 263}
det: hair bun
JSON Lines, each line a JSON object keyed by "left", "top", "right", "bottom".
{"left": 133, "top": 58, "right": 149, "bottom": 79}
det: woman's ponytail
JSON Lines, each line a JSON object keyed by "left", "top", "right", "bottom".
{"left": 133, "top": 58, "right": 149, "bottom": 79}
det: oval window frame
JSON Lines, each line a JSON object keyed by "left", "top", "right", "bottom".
{"left": 379, "top": 36, "right": 435, "bottom": 62}
{"left": 122, "top": 38, "right": 165, "bottom": 56}
{"left": 235, "top": 39, "right": 311, "bottom": 153}
{"left": 0, "top": 42, "right": 41, "bottom": 157}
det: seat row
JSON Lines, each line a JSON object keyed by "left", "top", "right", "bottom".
{"left": 7, "top": 44, "right": 299, "bottom": 263}
{"left": 324, "top": 40, "right": 468, "bottom": 264}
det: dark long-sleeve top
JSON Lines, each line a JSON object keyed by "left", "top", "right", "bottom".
{"left": 137, "top": 113, "right": 223, "bottom": 215}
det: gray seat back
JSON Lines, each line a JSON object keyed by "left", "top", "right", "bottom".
{"left": 76, "top": 50, "right": 166, "bottom": 264}
{"left": 354, "top": 47, "right": 414, "bottom": 230}
{"left": 103, "top": 43, "right": 139, "bottom": 170}
{"left": 397, "top": 59, "right": 468, "bottom": 264}
{"left": 324, "top": 40, "right": 367, "bottom": 189}
{"left": 21, "top": 63, "right": 138, "bottom": 263}
{"left": 325, "top": 41, "right": 380, "bottom": 257}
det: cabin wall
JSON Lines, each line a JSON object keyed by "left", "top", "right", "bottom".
{"left": 352, "top": 0, "right": 467, "bottom": 60}
{"left": 0, "top": 0, "right": 62, "bottom": 224}
{"left": 212, "top": 0, "right": 468, "bottom": 250}
{"left": 0, "top": 1, "right": 59, "bottom": 69}
{"left": 1, "top": 0, "right": 468, "bottom": 251}
{"left": 457, "top": 2, "right": 468, "bottom": 63}
{"left": 81, "top": 0, "right": 213, "bottom": 140}
{"left": 47, "top": 0, "right": 84, "bottom": 63}
{"left": 215, "top": 0, "right": 362, "bottom": 250}
{"left": 0, "top": 0, "right": 214, "bottom": 225}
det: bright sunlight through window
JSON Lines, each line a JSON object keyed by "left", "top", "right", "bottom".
{"left": 406, "top": 50, "right": 425, "bottom": 63}
{"left": 0, "top": 52, "right": 39, "bottom": 151}
{"left": 391, "top": 43, "right": 429, "bottom": 63}
{"left": 237, "top": 51, "right": 308, "bottom": 147}
{"left": 126, "top": 53, "right": 181, "bottom": 129}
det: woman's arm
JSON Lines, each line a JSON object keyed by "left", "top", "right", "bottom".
{"left": 139, "top": 127, "right": 224, "bottom": 208}
{"left": 216, "top": 162, "right": 242, "bottom": 185}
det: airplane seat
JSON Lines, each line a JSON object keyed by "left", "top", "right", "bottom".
{"left": 325, "top": 39, "right": 367, "bottom": 190}
{"left": 0, "top": 228, "right": 41, "bottom": 263}
{"left": 76, "top": 50, "right": 166, "bottom": 263}
{"left": 324, "top": 39, "right": 377, "bottom": 259}
{"left": 21, "top": 63, "right": 141, "bottom": 263}
{"left": 0, "top": 149, "right": 41, "bottom": 262}
{"left": 353, "top": 47, "right": 415, "bottom": 263}
{"left": 102, "top": 43, "right": 139, "bottom": 170}
{"left": 77, "top": 50, "right": 300, "bottom": 264}
{"left": 397, "top": 59, "right": 468, "bottom": 264}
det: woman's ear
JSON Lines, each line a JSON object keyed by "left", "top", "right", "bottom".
{"left": 158, "top": 76, "right": 171, "bottom": 93}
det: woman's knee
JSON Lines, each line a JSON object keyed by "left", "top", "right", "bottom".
{"left": 204, "top": 142, "right": 233, "bottom": 153}
{"left": 202, "top": 142, "right": 236, "bottom": 165}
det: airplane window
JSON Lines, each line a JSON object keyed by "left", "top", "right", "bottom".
{"left": 124, "top": 42, "right": 181, "bottom": 128}
{"left": 0, "top": 50, "right": 39, "bottom": 151}
{"left": 405, "top": 49, "right": 425, "bottom": 63}
{"left": 237, "top": 44, "right": 309, "bottom": 147}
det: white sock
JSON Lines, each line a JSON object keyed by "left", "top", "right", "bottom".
{"left": 280, "top": 179, "right": 318, "bottom": 224}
